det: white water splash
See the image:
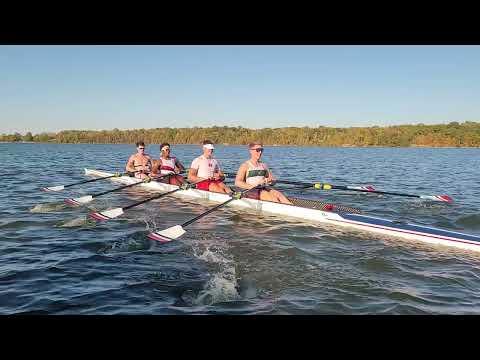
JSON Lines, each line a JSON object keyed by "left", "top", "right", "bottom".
{"left": 191, "top": 238, "right": 241, "bottom": 306}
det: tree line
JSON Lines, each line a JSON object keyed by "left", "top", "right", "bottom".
{"left": 1, "top": 122, "right": 480, "bottom": 147}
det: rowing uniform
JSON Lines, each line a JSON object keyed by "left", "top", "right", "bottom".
{"left": 127, "top": 154, "right": 152, "bottom": 178}
{"left": 244, "top": 160, "right": 270, "bottom": 200}
{"left": 156, "top": 156, "right": 181, "bottom": 183}
{"left": 190, "top": 155, "right": 222, "bottom": 191}
{"left": 158, "top": 157, "right": 178, "bottom": 175}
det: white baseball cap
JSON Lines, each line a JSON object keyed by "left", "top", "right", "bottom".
{"left": 203, "top": 143, "right": 215, "bottom": 150}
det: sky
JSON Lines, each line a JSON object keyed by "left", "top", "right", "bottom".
{"left": 0, "top": 45, "right": 479, "bottom": 134}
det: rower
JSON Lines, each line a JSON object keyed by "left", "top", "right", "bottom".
{"left": 235, "top": 142, "right": 292, "bottom": 204}
{"left": 151, "top": 142, "right": 185, "bottom": 186}
{"left": 125, "top": 141, "right": 153, "bottom": 180}
{"left": 188, "top": 140, "right": 232, "bottom": 194}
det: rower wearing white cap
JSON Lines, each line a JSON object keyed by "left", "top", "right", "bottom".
{"left": 188, "top": 140, "right": 232, "bottom": 194}
{"left": 151, "top": 142, "right": 185, "bottom": 186}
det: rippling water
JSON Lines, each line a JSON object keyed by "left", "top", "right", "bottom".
{"left": 1, "top": 143, "right": 480, "bottom": 314}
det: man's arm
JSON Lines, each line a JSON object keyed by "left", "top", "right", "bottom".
{"left": 125, "top": 155, "right": 136, "bottom": 173}
{"left": 187, "top": 164, "right": 200, "bottom": 182}
{"left": 235, "top": 163, "right": 252, "bottom": 189}
{"left": 175, "top": 158, "right": 185, "bottom": 173}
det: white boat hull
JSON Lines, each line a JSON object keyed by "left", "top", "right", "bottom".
{"left": 84, "top": 169, "right": 480, "bottom": 253}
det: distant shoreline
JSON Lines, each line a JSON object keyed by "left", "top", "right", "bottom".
{"left": 1, "top": 141, "right": 479, "bottom": 149}
{"left": 2, "top": 122, "right": 480, "bottom": 147}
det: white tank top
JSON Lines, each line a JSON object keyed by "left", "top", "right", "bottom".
{"left": 190, "top": 155, "right": 220, "bottom": 178}
{"left": 245, "top": 161, "right": 268, "bottom": 186}
{"left": 159, "top": 157, "right": 177, "bottom": 175}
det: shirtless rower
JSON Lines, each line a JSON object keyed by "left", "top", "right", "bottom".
{"left": 125, "top": 141, "right": 153, "bottom": 180}
{"left": 188, "top": 140, "right": 232, "bottom": 194}
{"left": 151, "top": 142, "right": 185, "bottom": 186}
{"left": 235, "top": 142, "right": 292, "bottom": 204}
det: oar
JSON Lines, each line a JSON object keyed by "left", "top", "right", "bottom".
{"left": 147, "top": 184, "right": 264, "bottom": 243}
{"left": 273, "top": 180, "right": 453, "bottom": 203}
{"left": 89, "top": 178, "right": 206, "bottom": 221}
{"left": 41, "top": 172, "right": 127, "bottom": 192}
{"left": 223, "top": 172, "right": 375, "bottom": 192}
{"left": 64, "top": 172, "right": 184, "bottom": 206}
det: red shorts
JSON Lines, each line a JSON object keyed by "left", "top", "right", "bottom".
{"left": 196, "top": 179, "right": 223, "bottom": 191}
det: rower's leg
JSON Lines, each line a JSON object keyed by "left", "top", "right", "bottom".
{"left": 208, "top": 183, "right": 227, "bottom": 193}
{"left": 211, "top": 182, "right": 232, "bottom": 194}
{"left": 169, "top": 175, "right": 184, "bottom": 186}
{"left": 220, "top": 183, "right": 233, "bottom": 194}
{"left": 259, "top": 190, "right": 276, "bottom": 202}
{"left": 270, "top": 189, "right": 293, "bottom": 205}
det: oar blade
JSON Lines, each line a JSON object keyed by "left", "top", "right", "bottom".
{"left": 147, "top": 225, "right": 186, "bottom": 243}
{"left": 41, "top": 185, "right": 65, "bottom": 192}
{"left": 64, "top": 195, "right": 94, "bottom": 206}
{"left": 89, "top": 207, "right": 124, "bottom": 221}
{"left": 420, "top": 194, "right": 453, "bottom": 203}
{"left": 348, "top": 185, "right": 376, "bottom": 191}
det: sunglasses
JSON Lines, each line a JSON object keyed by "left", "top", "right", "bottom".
{"left": 138, "top": 147, "right": 145, "bottom": 150}
{"left": 251, "top": 148, "right": 264, "bottom": 152}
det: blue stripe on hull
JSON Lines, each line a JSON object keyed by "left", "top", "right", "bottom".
{"left": 340, "top": 213, "right": 480, "bottom": 244}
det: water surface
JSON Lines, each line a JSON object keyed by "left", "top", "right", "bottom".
{"left": 1, "top": 143, "right": 480, "bottom": 314}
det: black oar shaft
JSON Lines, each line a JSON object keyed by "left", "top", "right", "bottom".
{"left": 121, "top": 175, "right": 198, "bottom": 211}
{"left": 64, "top": 174, "right": 117, "bottom": 188}
{"left": 181, "top": 185, "right": 263, "bottom": 228}
{"left": 123, "top": 188, "right": 180, "bottom": 211}
{"left": 91, "top": 173, "right": 176, "bottom": 198}
{"left": 182, "top": 198, "right": 236, "bottom": 227}
{"left": 342, "top": 188, "right": 418, "bottom": 198}
{"left": 275, "top": 180, "right": 421, "bottom": 199}
{"left": 93, "top": 181, "right": 143, "bottom": 198}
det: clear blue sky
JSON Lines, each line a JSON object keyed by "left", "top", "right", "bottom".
{"left": 1, "top": 45, "right": 479, "bottom": 134}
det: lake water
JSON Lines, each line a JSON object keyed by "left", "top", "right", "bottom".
{"left": 1, "top": 143, "right": 480, "bottom": 314}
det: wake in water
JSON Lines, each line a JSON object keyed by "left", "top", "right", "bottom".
{"left": 456, "top": 214, "right": 480, "bottom": 230}
{"left": 30, "top": 202, "right": 68, "bottom": 213}
{"left": 55, "top": 215, "right": 98, "bottom": 228}
{"left": 98, "top": 231, "right": 152, "bottom": 254}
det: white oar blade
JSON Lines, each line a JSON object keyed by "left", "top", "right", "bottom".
{"left": 41, "top": 185, "right": 65, "bottom": 192}
{"left": 419, "top": 194, "right": 453, "bottom": 203}
{"left": 147, "top": 225, "right": 186, "bottom": 243}
{"left": 348, "top": 185, "right": 376, "bottom": 191}
{"left": 64, "top": 195, "right": 93, "bottom": 206}
{"left": 89, "top": 207, "right": 124, "bottom": 221}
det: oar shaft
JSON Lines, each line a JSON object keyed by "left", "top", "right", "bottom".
{"left": 64, "top": 174, "right": 118, "bottom": 188}
{"left": 182, "top": 198, "right": 236, "bottom": 227}
{"left": 121, "top": 176, "right": 201, "bottom": 211}
{"left": 123, "top": 188, "right": 180, "bottom": 211}
{"left": 275, "top": 180, "right": 422, "bottom": 199}
{"left": 181, "top": 184, "right": 263, "bottom": 228}
{"left": 340, "top": 187, "right": 418, "bottom": 198}
{"left": 92, "top": 172, "right": 179, "bottom": 198}
{"left": 93, "top": 181, "right": 144, "bottom": 198}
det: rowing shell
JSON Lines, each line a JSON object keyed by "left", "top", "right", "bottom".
{"left": 84, "top": 169, "right": 480, "bottom": 253}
